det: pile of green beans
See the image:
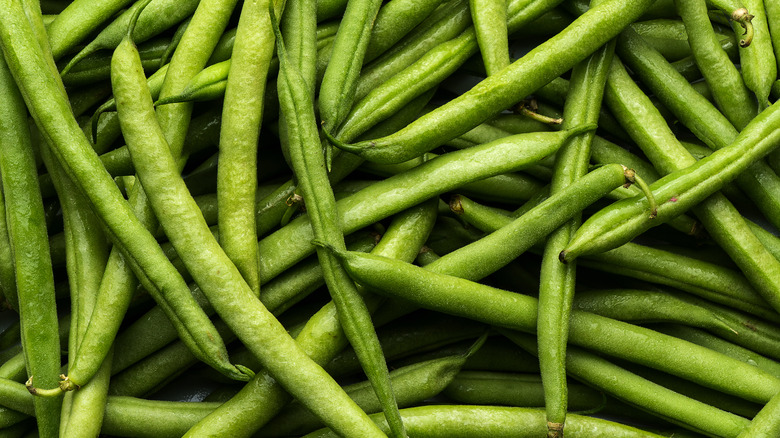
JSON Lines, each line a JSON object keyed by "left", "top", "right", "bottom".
{"left": 2, "top": 0, "right": 780, "bottom": 436}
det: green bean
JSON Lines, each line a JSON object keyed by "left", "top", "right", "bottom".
{"left": 617, "top": 27, "right": 780, "bottom": 231}
{"left": 60, "top": 36, "right": 170, "bottom": 87}
{"left": 734, "top": 0, "right": 776, "bottom": 107}
{"left": 364, "top": 0, "right": 446, "bottom": 62}
{"left": 443, "top": 370, "right": 605, "bottom": 410}
{"left": 38, "top": 123, "right": 111, "bottom": 438}
{"left": 304, "top": 405, "right": 669, "bottom": 438}
{"left": 260, "top": 127, "right": 594, "bottom": 283}
{"left": 158, "top": 17, "right": 190, "bottom": 69}
{"left": 183, "top": 198, "right": 438, "bottom": 437}
{"left": 0, "top": 52, "right": 61, "bottom": 438}
{"left": 676, "top": 0, "right": 757, "bottom": 129}
{"left": 504, "top": 331, "right": 751, "bottom": 437}
{"left": 571, "top": 289, "right": 737, "bottom": 331}
{"left": 59, "top": 0, "right": 199, "bottom": 75}
{"left": 217, "top": 0, "right": 279, "bottom": 298}
{"left": 561, "top": 98, "right": 780, "bottom": 273}
{"left": 470, "top": 0, "right": 510, "bottom": 75}
{"left": 272, "top": 8, "right": 405, "bottom": 435}
{"left": 535, "top": 24, "right": 613, "bottom": 435}
{"left": 737, "top": 391, "right": 780, "bottom": 438}
{"left": 603, "top": 55, "right": 780, "bottom": 326}
{"left": 0, "top": 186, "right": 17, "bottom": 312}
{"left": 45, "top": 0, "right": 136, "bottom": 60}
{"left": 115, "top": 17, "right": 387, "bottom": 436}
{"left": 260, "top": 336, "right": 485, "bottom": 437}
{"left": 330, "top": 0, "right": 658, "bottom": 164}
{"left": 318, "top": 0, "right": 383, "bottom": 131}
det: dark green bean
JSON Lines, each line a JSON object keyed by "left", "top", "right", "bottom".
{"left": 734, "top": 0, "right": 776, "bottom": 107}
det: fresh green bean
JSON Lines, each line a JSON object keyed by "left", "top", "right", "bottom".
{"left": 114, "top": 20, "right": 387, "bottom": 436}
{"left": 45, "top": 0, "right": 136, "bottom": 60}
{"left": 504, "top": 331, "right": 752, "bottom": 437}
{"left": 259, "top": 336, "right": 485, "bottom": 437}
{"left": 59, "top": 0, "right": 199, "bottom": 75}
{"left": 364, "top": 0, "right": 446, "bottom": 62}
{"left": 734, "top": 0, "right": 776, "bottom": 107}
{"left": 536, "top": 27, "right": 613, "bottom": 436}
{"left": 676, "top": 0, "right": 757, "bottom": 129}
{"left": 329, "top": 0, "right": 658, "bottom": 164}
{"left": 303, "top": 405, "right": 669, "bottom": 438}
{"left": 0, "top": 54, "right": 61, "bottom": 438}
{"left": 470, "top": 0, "right": 510, "bottom": 75}
{"left": 217, "top": 0, "right": 279, "bottom": 297}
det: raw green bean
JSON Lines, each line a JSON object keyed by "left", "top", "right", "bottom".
{"left": 259, "top": 336, "right": 485, "bottom": 437}
{"left": 46, "top": 0, "right": 136, "bottom": 60}
{"left": 536, "top": 29, "right": 613, "bottom": 437}
{"left": 470, "top": 0, "right": 510, "bottom": 75}
{"left": 364, "top": 0, "right": 446, "bottom": 62}
{"left": 114, "top": 20, "right": 386, "bottom": 437}
{"left": 272, "top": 7, "right": 405, "bottom": 434}
{"left": 183, "top": 199, "right": 438, "bottom": 437}
{"left": 505, "top": 331, "right": 751, "bottom": 437}
{"left": 318, "top": 0, "right": 383, "bottom": 131}
{"left": 734, "top": 0, "right": 776, "bottom": 107}
{"left": 676, "top": 0, "right": 757, "bottom": 129}
{"left": 303, "top": 405, "right": 669, "bottom": 437}
{"left": 616, "top": 26, "right": 780, "bottom": 232}
{"left": 561, "top": 99, "right": 780, "bottom": 279}
{"left": 330, "top": 0, "right": 658, "bottom": 164}
{"left": 0, "top": 55, "right": 60, "bottom": 438}
{"left": 59, "top": 0, "right": 199, "bottom": 75}
{"left": 0, "top": 185, "right": 17, "bottom": 312}
{"left": 737, "top": 391, "right": 780, "bottom": 438}
{"left": 217, "top": 0, "right": 278, "bottom": 297}
{"left": 326, "top": 248, "right": 780, "bottom": 403}
{"left": 603, "top": 55, "right": 780, "bottom": 326}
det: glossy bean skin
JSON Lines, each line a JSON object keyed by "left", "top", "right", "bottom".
{"left": 470, "top": 0, "right": 510, "bottom": 76}
{"left": 303, "top": 405, "right": 668, "bottom": 437}
{"left": 329, "top": 0, "right": 658, "bottom": 164}
{"left": 504, "top": 332, "right": 751, "bottom": 437}
{"left": 616, "top": 27, "right": 780, "bottom": 232}
{"left": 734, "top": 0, "right": 776, "bottom": 107}
{"left": 561, "top": 97, "right": 780, "bottom": 272}
{"left": 536, "top": 27, "right": 613, "bottom": 436}
{"left": 112, "top": 29, "right": 388, "bottom": 438}
{"left": 258, "top": 128, "right": 590, "bottom": 283}
{"left": 453, "top": 198, "right": 778, "bottom": 322}
{"left": 45, "top": 0, "right": 135, "bottom": 60}
{"left": 183, "top": 200, "right": 438, "bottom": 437}
{"left": 675, "top": 0, "right": 757, "bottom": 129}
{"left": 0, "top": 53, "right": 60, "bottom": 438}
{"left": 326, "top": 247, "right": 780, "bottom": 404}
{"left": 603, "top": 55, "right": 780, "bottom": 326}
{"left": 59, "top": 0, "right": 200, "bottom": 75}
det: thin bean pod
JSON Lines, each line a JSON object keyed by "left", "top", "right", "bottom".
{"left": 327, "top": 0, "right": 659, "bottom": 164}
{"left": 0, "top": 53, "right": 60, "bottom": 438}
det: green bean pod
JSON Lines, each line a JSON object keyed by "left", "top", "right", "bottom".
{"left": 734, "top": 0, "right": 776, "bottom": 107}
{"left": 217, "top": 0, "right": 278, "bottom": 297}
{"left": 504, "top": 332, "right": 751, "bottom": 437}
{"left": 318, "top": 0, "right": 383, "bottom": 131}
{"left": 676, "top": 0, "right": 757, "bottom": 129}
{"left": 0, "top": 54, "right": 60, "bottom": 438}
{"left": 114, "top": 27, "right": 391, "bottom": 438}
{"left": 328, "top": 0, "right": 658, "bottom": 164}
{"left": 561, "top": 98, "right": 780, "bottom": 270}
{"left": 182, "top": 200, "right": 438, "bottom": 437}
{"left": 45, "top": 0, "right": 135, "bottom": 60}
{"left": 364, "top": 0, "right": 446, "bottom": 62}
{"left": 470, "top": 0, "right": 510, "bottom": 75}
{"left": 536, "top": 29, "right": 613, "bottom": 436}
{"left": 60, "top": 0, "right": 199, "bottom": 75}
{"left": 260, "top": 336, "right": 485, "bottom": 437}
